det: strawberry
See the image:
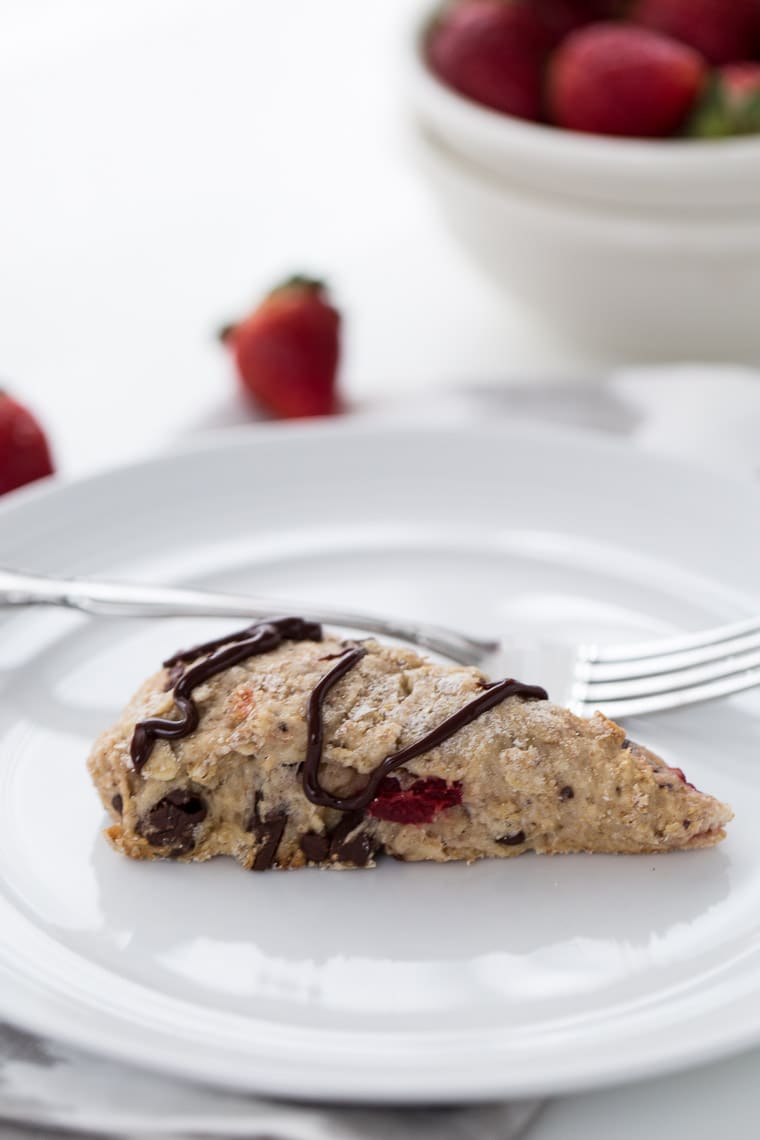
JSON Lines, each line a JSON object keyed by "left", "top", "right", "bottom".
{"left": 531, "top": 0, "right": 595, "bottom": 42}
{"left": 548, "top": 22, "right": 706, "bottom": 136}
{"left": 368, "top": 777, "right": 463, "bottom": 824}
{"left": 0, "top": 393, "right": 54, "bottom": 496}
{"left": 426, "top": 0, "right": 554, "bottom": 120}
{"left": 533, "top": 0, "right": 628, "bottom": 42}
{"left": 220, "top": 276, "right": 341, "bottom": 419}
{"left": 689, "top": 62, "right": 760, "bottom": 135}
{"left": 632, "top": 0, "right": 760, "bottom": 65}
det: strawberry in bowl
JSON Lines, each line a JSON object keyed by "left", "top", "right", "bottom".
{"left": 424, "top": 0, "right": 760, "bottom": 139}
{"left": 548, "top": 22, "right": 707, "bottom": 137}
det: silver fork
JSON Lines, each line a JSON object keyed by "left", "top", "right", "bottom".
{"left": 0, "top": 567, "right": 758, "bottom": 720}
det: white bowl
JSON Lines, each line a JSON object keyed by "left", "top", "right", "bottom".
{"left": 407, "top": 11, "right": 760, "bottom": 210}
{"left": 413, "top": 126, "right": 760, "bottom": 359}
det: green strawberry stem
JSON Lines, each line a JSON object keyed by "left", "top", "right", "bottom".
{"left": 269, "top": 274, "right": 326, "bottom": 297}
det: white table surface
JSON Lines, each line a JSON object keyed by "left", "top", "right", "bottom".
{"left": 1, "top": 3, "right": 760, "bottom": 1137}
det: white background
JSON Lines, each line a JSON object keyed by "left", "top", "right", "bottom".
{"left": 0, "top": 0, "right": 609, "bottom": 479}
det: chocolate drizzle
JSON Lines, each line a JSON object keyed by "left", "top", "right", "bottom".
{"left": 130, "top": 617, "right": 549, "bottom": 868}
{"left": 301, "top": 651, "right": 548, "bottom": 814}
{"left": 130, "top": 617, "right": 322, "bottom": 772}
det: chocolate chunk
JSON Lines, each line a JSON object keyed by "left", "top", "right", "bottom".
{"left": 559, "top": 785, "right": 574, "bottom": 801}
{"left": 328, "top": 810, "right": 376, "bottom": 867}
{"left": 300, "top": 832, "right": 330, "bottom": 863}
{"left": 246, "top": 791, "right": 287, "bottom": 871}
{"left": 251, "top": 815, "right": 287, "bottom": 871}
{"left": 498, "top": 830, "right": 526, "bottom": 847}
{"left": 140, "top": 790, "right": 207, "bottom": 854}
{"left": 111, "top": 794, "right": 123, "bottom": 815}
{"left": 336, "top": 830, "right": 376, "bottom": 867}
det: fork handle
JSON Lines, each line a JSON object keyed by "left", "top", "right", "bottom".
{"left": 0, "top": 567, "right": 496, "bottom": 667}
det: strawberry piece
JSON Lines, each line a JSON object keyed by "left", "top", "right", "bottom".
{"left": 669, "top": 766, "right": 696, "bottom": 790}
{"left": 632, "top": 0, "right": 760, "bottom": 65}
{"left": 368, "top": 776, "right": 463, "bottom": 824}
{"left": 426, "top": 0, "right": 553, "bottom": 119}
{"left": 0, "top": 394, "right": 54, "bottom": 496}
{"left": 221, "top": 276, "right": 341, "bottom": 419}
{"left": 689, "top": 62, "right": 760, "bottom": 136}
{"left": 548, "top": 22, "right": 706, "bottom": 136}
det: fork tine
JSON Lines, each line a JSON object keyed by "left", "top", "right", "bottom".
{"left": 573, "top": 646, "right": 760, "bottom": 703}
{"left": 575, "top": 628, "right": 760, "bottom": 682}
{"left": 570, "top": 668, "right": 760, "bottom": 720}
{"left": 579, "top": 615, "right": 760, "bottom": 664}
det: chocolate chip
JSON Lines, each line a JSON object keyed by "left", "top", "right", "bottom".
{"left": 498, "top": 830, "right": 526, "bottom": 846}
{"left": 111, "top": 794, "right": 123, "bottom": 815}
{"left": 300, "top": 832, "right": 330, "bottom": 862}
{"left": 278, "top": 722, "right": 289, "bottom": 733}
{"left": 559, "top": 785, "right": 574, "bottom": 801}
{"left": 140, "top": 790, "right": 207, "bottom": 854}
{"left": 683, "top": 819, "right": 691, "bottom": 829}
{"left": 622, "top": 738, "right": 634, "bottom": 749}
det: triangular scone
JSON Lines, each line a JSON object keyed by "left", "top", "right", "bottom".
{"left": 87, "top": 619, "right": 732, "bottom": 870}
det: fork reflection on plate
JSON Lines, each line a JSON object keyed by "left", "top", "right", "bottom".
{"left": 0, "top": 567, "right": 758, "bottom": 720}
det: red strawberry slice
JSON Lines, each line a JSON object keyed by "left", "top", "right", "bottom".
{"left": 0, "top": 393, "right": 54, "bottom": 495}
{"left": 368, "top": 776, "right": 463, "bottom": 824}
{"left": 548, "top": 21, "right": 706, "bottom": 137}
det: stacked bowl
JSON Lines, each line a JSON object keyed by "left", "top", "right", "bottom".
{"left": 407, "top": 3, "right": 760, "bottom": 359}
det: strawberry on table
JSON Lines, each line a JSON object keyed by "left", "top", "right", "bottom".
{"left": 220, "top": 276, "right": 341, "bottom": 420}
{"left": 548, "top": 22, "right": 706, "bottom": 136}
{"left": 632, "top": 0, "right": 760, "bottom": 65}
{"left": 0, "top": 392, "right": 54, "bottom": 496}
{"left": 689, "top": 62, "right": 760, "bottom": 135}
{"left": 426, "top": 0, "right": 554, "bottom": 119}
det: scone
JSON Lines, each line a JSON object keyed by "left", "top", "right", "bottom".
{"left": 88, "top": 617, "right": 732, "bottom": 870}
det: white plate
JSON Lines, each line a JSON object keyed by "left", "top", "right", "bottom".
{"left": 0, "top": 420, "right": 759, "bottom": 1104}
